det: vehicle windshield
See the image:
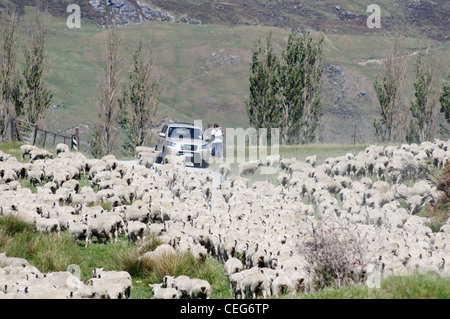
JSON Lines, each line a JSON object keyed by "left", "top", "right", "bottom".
{"left": 168, "top": 127, "right": 204, "bottom": 140}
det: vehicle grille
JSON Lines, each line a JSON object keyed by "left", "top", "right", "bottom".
{"left": 181, "top": 144, "right": 197, "bottom": 151}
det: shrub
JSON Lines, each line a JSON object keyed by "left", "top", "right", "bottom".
{"left": 436, "top": 162, "right": 450, "bottom": 201}
{"left": 300, "top": 218, "right": 368, "bottom": 290}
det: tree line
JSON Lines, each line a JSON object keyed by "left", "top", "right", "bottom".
{"left": 246, "top": 33, "right": 449, "bottom": 145}
{"left": 0, "top": 8, "right": 160, "bottom": 157}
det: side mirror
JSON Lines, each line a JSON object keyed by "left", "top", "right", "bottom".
{"left": 159, "top": 132, "right": 166, "bottom": 138}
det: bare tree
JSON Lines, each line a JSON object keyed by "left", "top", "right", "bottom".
{"left": 300, "top": 218, "right": 368, "bottom": 290}
{"left": 373, "top": 40, "right": 408, "bottom": 143}
{"left": 0, "top": 10, "right": 20, "bottom": 138}
{"left": 120, "top": 41, "right": 160, "bottom": 155}
{"left": 22, "top": 6, "right": 53, "bottom": 125}
{"left": 90, "top": 23, "right": 122, "bottom": 158}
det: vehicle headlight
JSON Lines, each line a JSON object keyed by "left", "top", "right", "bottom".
{"left": 201, "top": 144, "right": 208, "bottom": 149}
{"left": 166, "top": 141, "right": 177, "bottom": 147}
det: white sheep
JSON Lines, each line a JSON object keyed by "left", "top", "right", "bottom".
{"left": 20, "top": 145, "right": 38, "bottom": 160}
{"left": 30, "top": 148, "right": 53, "bottom": 162}
{"left": 125, "top": 220, "right": 146, "bottom": 244}
{"left": 189, "top": 278, "right": 212, "bottom": 299}
{"left": 239, "top": 271, "right": 271, "bottom": 299}
{"left": 149, "top": 283, "right": 181, "bottom": 299}
{"left": 55, "top": 143, "right": 69, "bottom": 155}
{"left": 162, "top": 275, "right": 189, "bottom": 298}
{"left": 218, "top": 163, "right": 231, "bottom": 183}
{"left": 91, "top": 268, "right": 132, "bottom": 299}
{"left": 224, "top": 257, "right": 244, "bottom": 278}
{"left": 35, "top": 216, "right": 60, "bottom": 235}
{"left": 82, "top": 214, "right": 118, "bottom": 247}
{"left": 305, "top": 155, "right": 317, "bottom": 167}
{"left": 238, "top": 160, "right": 262, "bottom": 176}
{"left": 271, "top": 273, "right": 294, "bottom": 297}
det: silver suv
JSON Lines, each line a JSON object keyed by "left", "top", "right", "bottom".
{"left": 155, "top": 122, "right": 210, "bottom": 167}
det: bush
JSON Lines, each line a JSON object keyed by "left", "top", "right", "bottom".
{"left": 425, "top": 163, "right": 450, "bottom": 232}
{"left": 300, "top": 218, "right": 367, "bottom": 291}
{"left": 436, "top": 162, "right": 450, "bottom": 201}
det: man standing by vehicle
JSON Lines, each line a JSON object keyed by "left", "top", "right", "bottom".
{"left": 211, "top": 123, "right": 223, "bottom": 161}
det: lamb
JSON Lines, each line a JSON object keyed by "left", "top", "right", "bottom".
{"left": 238, "top": 160, "right": 262, "bottom": 176}
{"left": 163, "top": 275, "right": 192, "bottom": 298}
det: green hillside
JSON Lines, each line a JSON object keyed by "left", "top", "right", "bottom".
{"left": 1, "top": 1, "right": 449, "bottom": 153}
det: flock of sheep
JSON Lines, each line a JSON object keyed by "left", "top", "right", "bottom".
{"left": 0, "top": 139, "right": 449, "bottom": 299}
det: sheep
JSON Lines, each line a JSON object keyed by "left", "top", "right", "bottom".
{"left": 82, "top": 214, "right": 118, "bottom": 247}
{"left": 20, "top": 145, "right": 38, "bottom": 160}
{"left": 265, "top": 154, "right": 281, "bottom": 167}
{"left": 163, "top": 275, "right": 192, "bottom": 298}
{"left": 119, "top": 205, "right": 150, "bottom": 224}
{"left": 30, "top": 148, "right": 53, "bottom": 162}
{"left": 218, "top": 163, "right": 231, "bottom": 183}
{"left": 189, "top": 278, "right": 212, "bottom": 299}
{"left": 55, "top": 143, "right": 69, "bottom": 155}
{"left": 239, "top": 270, "right": 271, "bottom": 299}
{"left": 35, "top": 216, "right": 60, "bottom": 235}
{"left": 91, "top": 268, "right": 132, "bottom": 299}
{"left": 135, "top": 146, "right": 155, "bottom": 158}
{"left": 67, "top": 220, "right": 88, "bottom": 244}
{"left": 140, "top": 244, "right": 177, "bottom": 261}
{"left": 149, "top": 283, "right": 181, "bottom": 299}
{"left": 125, "top": 220, "right": 146, "bottom": 244}
{"left": 305, "top": 155, "right": 317, "bottom": 167}
{"left": 238, "top": 160, "right": 262, "bottom": 176}
{"left": 224, "top": 257, "right": 244, "bottom": 278}
{"left": 271, "top": 273, "right": 294, "bottom": 297}
{"left": 139, "top": 152, "right": 157, "bottom": 169}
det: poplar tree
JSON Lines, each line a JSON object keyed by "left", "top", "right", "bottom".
{"left": 246, "top": 31, "right": 324, "bottom": 145}
{"left": 22, "top": 7, "right": 53, "bottom": 125}
{"left": 280, "top": 31, "right": 323, "bottom": 144}
{"left": 440, "top": 82, "right": 449, "bottom": 124}
{"left": 90, "top": 23, "right": 122, "bottom": 158}
{"left": 245, "top": 33, "right": 281, "bottom": 142}
{"left": 120, "top": 41, "right": 160, "bottom": 155}
{"left": 408, "top": 52, "right": 440, "bottom": 143}
{"left": 372, "top": 40, "right": 407, "bottom": 143}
